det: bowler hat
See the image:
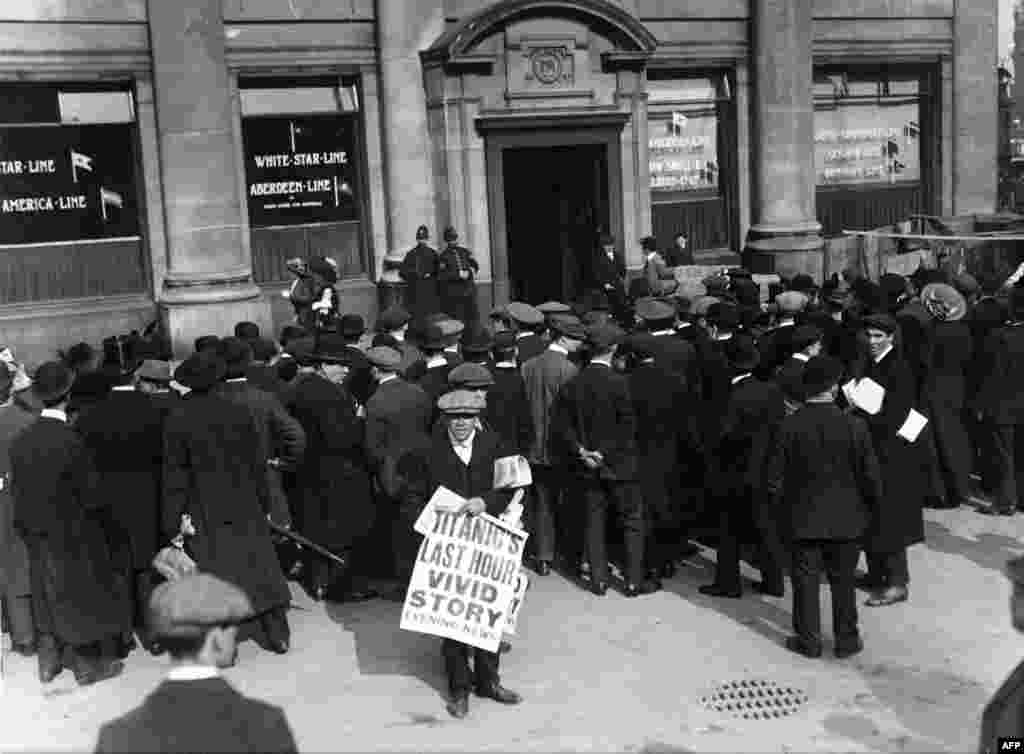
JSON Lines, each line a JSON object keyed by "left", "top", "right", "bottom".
{"left": 365, "top": 346, "right": 402, "bottom": 371}
{"left": 727, "top": 268, "right": 753, "bottom": 280}
{"left": 861, "top": 313, "right": 899, "bottom": 335}
{"left": 421, "top": 323, "right": 448, "bottom": 350}
{"left": 437, "top": 388, "right": 485, "bottom": 415}
{"left": 725, "top": 334, "right": 760, "bottom": 372}
{"left": 376, "top": 305, "right": 411, "bottom": 333}
{"left": 461, "top": 326, "right": 494, "bottom": 356}
{"left": 537, "top": 301, "right": 571, "bottom": 316}
{"left": 790, "top": 325, "right": 824, "bottom": 353}
{"left": 312, "top": 334, "right": 357, "bottom": 366}
{"left": 33, "top": 361, "right": 75, "bottom": 404}
{"left": 136, "top": 359, "right": 173, "bottom": 384}
{"left": 506, "top": 302, "right": 544, "bottom": 327}
{"left": 635, "top": 297, "right": 676, "bottom": 323}
{"left": 692, "top": 296, "right": 721, "bottom": 317}
{"left": 308, "top": 256, "right": 338, "bottom": 284}
{"left": 707, "top": 301, "right": 740, "bottom": 330}
{"left": 790, "top": 274, "right": 818, "bottom": 293}
{"left": 448, "top": 362, "right": 494, "bottom": 390}
{"left": 416, "top": 225, "right": 429, "bottom": 241}
{"left": 285, "top": 337, "right": 318, "bottom": 367}
{"left": 234, "top": 322, "right": 260, "bottom": 341}
{"left": 703, "top": 275, "right": 730, "bottom": 295}
{"left": 194, "top": 335, "right": 221, "bottom": 355}
{"left": 549, "top": 315, "right": 585, "bottom": 340}
{"left": 586, "top": 323, "right": 624, "bottom": 351}
{"left": 731, "top": 278, "right": 761, "bottom": 307}
{"left": 921, "top": 283, "right": 967, "bottom": 322}
{"left": 640, "top": 235, "right": 658, "bottom": 252}
{"left": 800, "top": 355, "right": 844, "bottom": 399}
{"left": 580, "top": 289, "right": 610, "bottom": 313}
{"left": 953, "top": 272, "right": 980, "bottom": 298}
{"left": 628, "top": 333, "right": 658, "bottom": 361}
{"left": 217, "top": 337, "right": 253, "bottom": 378}
{"left": 148, "top": 573, "right": 254, "bottom": 640}
{"left": 340, "top": 314, "right": 366, "bottom": 338}
{"left": 250, "top": 337, "right": 279, "bottom": 364}
{"left": 492, "top": 331, "right": 517, "bottom": 353}
{"left": 371, "top": 333, "right": 401, "bottom": 350}
{"left": 878, "top": 273, "right": 908, "bottom": 303}
{"left": 173, "top": 351, "right": 227, "bottom": 392}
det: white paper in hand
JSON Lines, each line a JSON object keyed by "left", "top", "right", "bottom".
{"left": 494, "top": 456, "right": 533, "bottom": 489}
{"left": 897, "top": 408, "right": 928, "bottom": 443}
{"left": 847, "top": 378, "right": 886, "bottom": 415}
{"left": 413, "top": 486, "right": 467, "bottom": 536}
{"left": 499, "top": 489, "right": 526, "bottom": 530}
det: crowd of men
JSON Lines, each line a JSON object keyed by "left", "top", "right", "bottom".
{"left": 2, "top": 229, "right": 1024, "bottom": 738}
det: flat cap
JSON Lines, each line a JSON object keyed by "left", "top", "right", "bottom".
{"left": 437, "top": 388, "right": 485, "bottom": 415}
{"left": 692, "top": 296, "right": 721, "bottom": 317}
{"left": 376, "top": 304, "right": 411, "bottom": 333}
{"left": 174, "top": 351, "right": 227, "bottom": 392}
{"left": 702, "top": 275, "right": 731, "bottom": 294}
{"left": 801, "top": 355, "right": 844, "bottom": 399}
{"left": 448, "top": 362, "right": 495, "bottom": 390}
{"left": 707, "top": 301, "right": 740, "bottom": 330}
{"left": 492, "top": 331, "right": 517, "bottom": 352}
{"left": 586, "top": 322, "right": 625, "bottom": 351}
{"left": 790, "top": 324, "right": 824, "bottom": 352}
{"left": 507, "top": 302, "right": 544, "bottom": 327}
{"left": 727, "top": 267, "right": 753, "bottom": 279}
{"left": 789, "top": 273, "right": 818, "bottom": 293}
{"left": 460, "top": 326, "right": 494, "bottom": 355}
{"left": 437, "top": 318, "right": 465, "bottom": 339}
{"left": 775, "top": 290, "right": 809, "bottom": 314}
{"left": 148, "top": 573, "right": 254, "bottom": 639}
{"left": 365, "top": 346, "right": 402, "bottom": 370}
{"left": 861, "top": 313, "right": 899, "bottom": 334}
{"left": 635, "top": 297, "right": 676, "bottom": 322}
{"left": 33, "top": 361, "right": 75, "bottom": 403}
{"left": 136, "top": 359, "right": 172, "bottom": 384}
{"left": 921, "top": 283, "right": 967, "bottom": 322}
{"left": 549, "top": 315, "right": 586, "bottom": 340}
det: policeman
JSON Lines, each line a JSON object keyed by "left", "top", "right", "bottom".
{"left": 437, "top": 227, "right": 480, "bottom": 326}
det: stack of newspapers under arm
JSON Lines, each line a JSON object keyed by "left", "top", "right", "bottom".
{"left": 842, "top": 377, "right": 928, "bottom": 443}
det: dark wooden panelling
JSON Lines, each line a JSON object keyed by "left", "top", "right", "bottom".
{"left": 816, "top": 184, "right": 924, "bottom": 238}
{"left": 652, "top": 197, "right": 730, "bottom": 253}
{"left": 0, "top": 238, "right": 146, "bottom": 304}
{"left": 251, "top": 221, "right": 365, "bottom": 283}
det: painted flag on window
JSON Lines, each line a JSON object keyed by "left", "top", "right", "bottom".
{"left": 904, "top": 121, "right": 919, "bottom": 140}
{"left": 70, "top": 150, "right": 93, "bottom": 183}
{"left": 671, "top": 111, "right": 688, "bottom": 134}
{"left": 100, "top": 186, "right": 124, "bottom": 221}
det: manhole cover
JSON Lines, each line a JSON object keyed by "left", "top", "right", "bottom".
{"left": 698, "top": 679, "right": 808, "bottom": 721}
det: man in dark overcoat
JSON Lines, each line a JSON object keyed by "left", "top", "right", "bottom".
{"left": 767, "top": 356, "right": 883, "bottom": 659}
{"left": 550, "top": 323, "right": 658, "bottom": 597}
{"left": 395, "top": 389, "right": 520, "bottom": 720}
{"left": 375, "top": 304, "right": 424, "bottom": 378}
{"left": 11, "top": 361, "right": 128, "bottom": 685}
{"left": 0, "top": 367, "right": 36, "bottom": 655}
{"left": 163, "top": 352, "right": 292, "bottom": 655}
{"left": 94, "top": 574, "right": 297, "bottom": 754}
{"left": 437, "top": 226, "right": 480, "bottom": 326}
{"left": 506, "top": 303, "right": 547, "bottom": 364}
{"left": 978, "top": 554, "right": 1024, "bottom": 753}
{"left": 214, "top": 338, "right": 306, "bottom": 531}
{"left": 586, "top": 232, "right": 628, "bottom": 324}
{"left": 400, "top": 225, "right": 441, "bottom": 321}
{"left": 521, "top": 316, "right": 584, "bottom": 575}
{"left": 76, "top": 359, "right": 169, "bottom": 654}
{"left": 636, "top": 297, "right": 697, "bottom": 387}
{"left": 855, "top": 314, "right": 928, "bottom": 607}
{"left": 628, "top": 334, "right": 699, "bottom": 580}
{"left": 699, "top": 335, "right": 786, "bottom": 599}
{"left": 974, "top": 286, "right": 1024, "bottom": 515}
{"left": 755, "top": 291, "right": 808, "bottom": 380}
{"left": 919, "top": 283, "right": 973, "bottom": 508}
{"left": 486, "top": 333, "right": 534, "bottom": 457}
{"left": 774, "top": 324, "right": 823, "bottom": 412}
{"left": 415, "top": 323, "right": 458, "bottom": 408}
{"left": 286, "top": 341, "right": 376, "bottom": 603}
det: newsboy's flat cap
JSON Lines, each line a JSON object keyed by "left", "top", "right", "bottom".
{"left": 148, "top": 573, "right": 254, "bottom": 639}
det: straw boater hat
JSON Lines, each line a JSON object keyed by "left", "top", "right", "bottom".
{"left": 921, "top": 283, "right": 967, "bottom": 322}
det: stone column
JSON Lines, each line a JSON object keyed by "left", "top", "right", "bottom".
{"left": 745, "top": 0, "right": 823, "bottom": 281}
{"left": 375, "top": 0, "right": 445, "bottom": 307}
{"left": 953, "top": 0, "right": 997, "bottom": 214}
{"left": 147, "top": 0, "right": 268, "bottom": 357}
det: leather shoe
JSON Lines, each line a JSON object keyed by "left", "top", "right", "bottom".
{"left": 475, "top": 684, "right": 522, "bottom": 705}
{"left": 854, "top": 574, "right": 882, "bottom": 591}
{"left": 659, "top": 562, "right": 678, "bottom": 579}
{"left": 534, "top": 560, "right": 551, "bottom": 577}
{"left": 589, "top": 581, "right": 608, "bottom": 597}
{"left": 116, "top": 634, "right": 137, "bottom": 659}
{"left": 266, "top": 637, "right": 290, "bottom": 655}
{"left": 865, "top": 586, "right": 908, "bottom": 607}
{"left": 785, "top": 636, "right": 823, "bottom": 659}
{"left": 142, "top": 638, "right": 164, "bottom": 657}
{"left": 978, "top": 504, "right": 1015, "bottom": 516}
{"left": 37, "top": 639, "right": 63, "bottom": 684}
{"left": 447, "top": 694, "right": 469, "bottom": 719}
{"left": 698, "top": 583, "right": 742, "bottom": 599}
{"left": 75, "top": 660, "right": 123, "bottom": 687}
{"left": 335, "top": 588, "right": 379, "bottom": 603}
{"left": 625, "top": 579, "right": 661, "bottom": 597}
{"left": 754, "top": 581, "right": 785, "bottom": 598}
{"left": 11, "top": 641, "right": 36, "bottom": 657}
{"left": 835, "top": 638, "right": 864, "bottom": 659}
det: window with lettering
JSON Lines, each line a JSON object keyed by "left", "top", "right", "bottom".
{"left": 814, "top": 72, "right": 921, "bottom": 187}
{"left": 647, "top": 77, "right": 721, "bottom": 194}
{"left": 0, "top": 85, "right": 139, "bottom": 245}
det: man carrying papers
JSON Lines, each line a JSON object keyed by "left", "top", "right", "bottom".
{"left": 396, "top": 389, "right": 522, "bottom": 719}
{"left": 853, "top": 314, "right": 929, "bottom": 608}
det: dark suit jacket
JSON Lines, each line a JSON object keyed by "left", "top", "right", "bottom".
{"left": 415, "top": 363, "right": 453, "bottom": 407}
{"left": 979, "top": 657, "right": 1024, "bottom": 754}
{"left": 0, "top": 402, "right": 35, "bottom": 596}
{"left": 647, "top": 332, "right": 697, "bottom": 388}
{"left": 76, "top": 389, "right": 166, "bottom": 569}
{"left": 515, "top": 333, "right": 547, "bottom": 364}
{"left": 364, "top": 377, "right": 433, "bottom": 471}
{"left": 245, "top": 364, "right": 286, "bottom": 401}
{"left": 551, "top": 362, "right": 638, "bottom": 480}
{"left": 976, "top": 322, "right": 1024, "bottom": 423}
{"left": 521, "top": 347, "right": 579, "bottom": 466}
{"left": 755, "top": 322, "right": 798, "bottom": 380}
{"left": 711, "top": 375, "right": 786, "bottom": 495}
{"left": 589, "top": 251, "right": 626, "bottom": 291}
{"left": 95, "top": 677, "right": 297, "bottom": 754}
{"left": 774, "top": 354, "right": 811, "bottom": 401}
{"left": 486, "top": 365, "right": 534, "bottom": 455}
{"left": 767, "top": 402, "right": 882, "bottom": 541}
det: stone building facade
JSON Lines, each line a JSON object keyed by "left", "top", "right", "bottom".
{"left": 0, "top": 0, "right": 998, "bottom": 361}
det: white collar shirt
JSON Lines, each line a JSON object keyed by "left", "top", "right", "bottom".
{"left": 873, "top": 344, "right": 894, "bottom": 364}
{"left": 40, "top": 408, "right": 68, "bottom": 423}
{"left": 167, "top": 665, "right": 220, "bottom": 682}
{"left": 450, "top": 429, "right": 476, "bottom": 466}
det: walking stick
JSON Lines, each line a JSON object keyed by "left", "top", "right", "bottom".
{"left": 267, "top": 521, "right": 349, "bottom": 569}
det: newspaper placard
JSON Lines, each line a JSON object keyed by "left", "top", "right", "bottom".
{"left": 401, "top": 511, "right": 528, "bottom": 652}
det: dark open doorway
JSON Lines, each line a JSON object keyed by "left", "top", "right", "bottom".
{"left": 502, "top": 144, "right": 609, "bottom": 304}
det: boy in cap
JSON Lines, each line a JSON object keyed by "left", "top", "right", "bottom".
{"left": 396, "top": 389, "right": 521, "bottom": 718}
{"left": 766, "top": 356, "right": 882, "bottom": 659}
{"left": 400, "top": 224, "right": 441, "bottom": 320}
{"left": 550, "top": 323, "right": 658, "bottom": 597}
{"left": 11, "top": 362, "right": 128, "bottom": 685}
{"left": 94, "top": 574, "right": 297, "bottom": 754}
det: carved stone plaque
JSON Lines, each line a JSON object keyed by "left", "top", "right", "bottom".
{"left": 506, "top": 36, "right": 591, "bottom": 101}
{"left": 526, "top": 46, "right": 574, "bottom": 87}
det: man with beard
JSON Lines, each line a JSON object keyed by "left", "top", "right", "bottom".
{"left": 94, "top": 574, "right": 297, "bottom": 754}
{"left": 854, "top": 314, "right": 928, "bottom": 606}
{"left": 163, "top": 352, "right": 292, "bottom": 655}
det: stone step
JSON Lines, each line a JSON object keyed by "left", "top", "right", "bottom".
{"left": 692, "top": 249, "right": 742, "bottom": 267}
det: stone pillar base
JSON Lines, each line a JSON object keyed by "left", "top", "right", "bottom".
{"left": 160, "top": 282, "right": 271, "bottom": 359}
{"left": 744, "top": 231, "right": 825, "bottom": 282}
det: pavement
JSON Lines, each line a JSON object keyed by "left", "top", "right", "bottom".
{"left": 2, "top": 504, "right": 1023, "bottom": 753}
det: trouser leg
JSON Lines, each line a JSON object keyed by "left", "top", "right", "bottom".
{"left": 442, "top": 638, "right": 472, "bottom": 698}
{"left": 527, "top": 470, "right": 557, "bottom": 563}
{"left": 611, "top": 482, "right": 645, "bottom": 586}
{"left": 867, "top": 549, "right": 908, "bottom": 588}
{"left": 4, "top": 592, "right": 35, "bottom": 645}
{"left": 990, "top": 422, "right": 1018, "bottom": 511}
{"left": 790, "top": 542, "right": 823, "bottom": 650}
{"left": 472, "top": 647, "right": 501, "bottom": 690}
{"left": 714, "top": 505, "right": 742, "bottom": 594}
{"left": 583, "top": 482, "right": 610, "bottom": 584}
{"left": 261, "top": 606, "right": 291, "bottom": 645}
{"left": 824, "top": 540, "right": 861, "bottom": 648}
